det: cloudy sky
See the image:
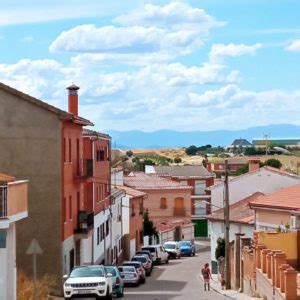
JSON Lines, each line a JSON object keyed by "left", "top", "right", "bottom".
{"left": 0, "top": 0, "right": 300, "bottom": 132}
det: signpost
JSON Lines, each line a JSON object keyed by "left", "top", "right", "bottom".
{"left": 26, "top": 238, "right": 43, "bottom": 300}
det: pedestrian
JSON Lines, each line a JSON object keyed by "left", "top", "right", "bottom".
{"left": 201, "top": 263, "right": 212, "bottom": 291}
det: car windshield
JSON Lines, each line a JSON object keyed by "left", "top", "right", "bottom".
{"left": 105, "top": 267, "right": 117, "bottom": 276}
{"left": 123, "top": 262, "right": 140, "bottom": 268}
{"left": 164, "top": 244, "right": 176, "bottom": 249}
{"left": 179, "top": 242, "right": 191, "bottom": 247}
{"left": 142, "top": 247, "right": 155, "bottom": 253}
{"left": 70, "top": 267, "right": 104, "bottom": 278}
{"left": 132, "top": 257, "right": 147, "bottom": 263}
{"left": 120, "top": 266, "right": 135, "bottom": 273}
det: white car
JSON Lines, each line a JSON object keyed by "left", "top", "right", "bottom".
{"left": 63, "top": 265, "right": 113, "bottom": 299}
{"left": 163, "top": 242, "right": 181, "bottom": 259}
{"left": 142, "top": 245, "right": 169, "bottom": 264}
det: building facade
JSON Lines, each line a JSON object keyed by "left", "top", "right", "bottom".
{"left": 0, "top": 173, "right": 28, "bottom": 300}
{"left": 145, "top": 165, "right": 214, "bottom": 237}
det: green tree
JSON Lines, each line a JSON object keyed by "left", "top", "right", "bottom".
{"left": 234, "top": 164, "right": 249, "bottom": 175}
{"left": 143, "top": 210, "right": 158, "bottom": 244}
{"left": 215, "top": 237, "right": 225, "bottom": 260}
{"left": 264, "top": 158, "right": 282, "bottom": 169}
{"left": 174, "top": 157, "right": 182, "bottom": 164}
{"left": 185, "top": 145, "right": 198, "bottom": 155}
{"left": 126, "top": 150, "right": 133, "bottom": 157}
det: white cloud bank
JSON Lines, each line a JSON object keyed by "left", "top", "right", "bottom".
{"left": 285, "top": 40, "right": 300, "bottom": 52}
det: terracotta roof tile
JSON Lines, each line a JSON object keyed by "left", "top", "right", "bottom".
{"left": 124, "top": 172, "right": 193, "bottom": 190}
{"left": 207, "top": 192, "right": 264, "bottom": 224}
{"left": 115, "top": 185, "right": 146, "bottom": 198}
{"left": 153, "top": 165, "right": 214, "bottom": 178}
{"left": 249, "top": 184, "right": 300, "bottom": 211}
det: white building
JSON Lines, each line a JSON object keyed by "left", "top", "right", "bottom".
{"left": 208, "top": 162, "right": 300, "bottom": 273}
{"left": 0, "top": 173, "right": 28, "bottom": 300}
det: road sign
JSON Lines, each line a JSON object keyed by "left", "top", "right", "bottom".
{"left": 26, "top": 239, "right": 43, "bottom": 300}
{"left": 26, "top": 238, "right": 43, "bottom": 255}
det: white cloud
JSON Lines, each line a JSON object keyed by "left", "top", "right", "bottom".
{"left": 50, "top": 2, "right": 224, "bottom": 56}
{"left": 209, "top": 43, "right": 261, "bottom": 62}
{"left": 285, "top": 40, "right": 300, "bottom": 52}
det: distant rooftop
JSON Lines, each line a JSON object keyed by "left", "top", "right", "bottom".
{"left": 229, "top": 139, "right": 252, "bottom": 147}
{"left": 124, "top": 172, "right": 192, "bottom": 190}
{"left": 151, "top": 165, "right": 214, "bottom": 178}
{"left": 83, "top": 128, "right": 110, "bottom": 140}
{"left": 210, "top": 157, "right": 248, "bottom": 165}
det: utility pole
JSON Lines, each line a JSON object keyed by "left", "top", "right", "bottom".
{"left": 224, "top": 159, "right": 230, "bottom": 289}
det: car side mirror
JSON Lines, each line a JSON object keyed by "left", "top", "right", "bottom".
{"left": 63, "top": 274, "right": 68, "bottom": 279}
{"left": 107, "top": 273, "right": 113, "bottom": 278}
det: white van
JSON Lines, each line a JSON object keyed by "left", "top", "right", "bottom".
{"left": 141, "top": 245, "right": 169, "bottom": 264}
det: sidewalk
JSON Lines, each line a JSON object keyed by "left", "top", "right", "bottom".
{"left": 199, "top": 274, "right": 262, "bottom": 300}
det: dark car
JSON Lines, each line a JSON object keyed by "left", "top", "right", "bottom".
{"left": 135, "top": 250, "right": 153, "bottom": 263}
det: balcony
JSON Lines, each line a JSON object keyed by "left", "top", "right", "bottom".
{"left": 0, "top": 185, "right": 7, "bottom": 218}
{"left": 74, "top": 159, "right": 93, "bottom": 181}
{"left": 173, "top": 207, "right": 186, "bottom": 217}
{"left": 0, "top": 181, "right": 28, "bottom": 227}
{"left": 75, "top": 211, "right": 94, "bottom": 238}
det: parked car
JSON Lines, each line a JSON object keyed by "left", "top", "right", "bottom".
{"left": 63, "top": 265, "right": 113, "bottom": 299}
{"left": 135, "top": 250, "right": 153, "bottom": 263}
{"left": 122, "top": 261, "right": 146, "bottom": 283}
{"left": 163, "top": 241, "right": 181, "bottom": 259}
{"left": 178, "top": 240, "right": 196, "bottom": 256}
{"left": 131, "top": 255, "right": 152, "bottom": 276}
{"left": 118, "top": 266, "right": 140, "bottom": 287}
{"left": 104, "top": 265, "right": 124, "bottom": 298}
{"left": 142, "top": 245, "right": 169, "bottom": 264}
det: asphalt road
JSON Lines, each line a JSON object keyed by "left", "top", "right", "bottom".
{"left": 123, "top": 250, "right": 227, "bottom": 300}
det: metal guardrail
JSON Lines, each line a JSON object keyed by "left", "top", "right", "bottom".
{"left": 0, "top": 185, "right": 8, "bottom": 218}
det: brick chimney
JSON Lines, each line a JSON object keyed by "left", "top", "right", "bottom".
{"left": 249, "top": 157, "right": 260, "bottom": 172}
{"left": 67, "top": 84, "right": 80, "bottom": 116}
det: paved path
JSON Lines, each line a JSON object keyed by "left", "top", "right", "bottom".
{"left": 123, "top": 250, "right": 227, "bottom": 300}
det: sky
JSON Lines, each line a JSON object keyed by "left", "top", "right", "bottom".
{"left": 0, "top": 0, "right": 300, "bottom": 132}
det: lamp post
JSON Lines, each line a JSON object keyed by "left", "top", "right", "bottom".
{"left": 224, "top": 159, "right": 230, "bottom": 290}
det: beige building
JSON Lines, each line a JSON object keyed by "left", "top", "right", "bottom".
{"left": 124, "top": 172, "right": 193, "bottom": 242}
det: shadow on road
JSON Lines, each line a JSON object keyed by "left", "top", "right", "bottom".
{"left": 126, "top": 279, "right": 187, "bottom": 293}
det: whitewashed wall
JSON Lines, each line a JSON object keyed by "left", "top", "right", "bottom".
{"left": 211, "top": 168, "right": 300, "bottom": 211}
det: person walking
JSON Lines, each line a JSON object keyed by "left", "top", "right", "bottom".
{"left": 201, "top": 263, "right": 212, "bottom": 291}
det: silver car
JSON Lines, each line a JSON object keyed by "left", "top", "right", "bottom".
{"left": 118, "top": 266, "right": 140, "bottom": 287}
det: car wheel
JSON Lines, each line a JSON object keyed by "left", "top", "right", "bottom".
{"left": 142, "top": 277, "right": 146, "bottom": 284}
{"left": 166, "top": 258, "right": 169, "bottom": 264}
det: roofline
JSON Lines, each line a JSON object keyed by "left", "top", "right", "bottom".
{"left": 207, "top": 216, "right": 253, "bottom": 225}
{"left": 249, "top": 203, "right": 300, "bottom": 212}
{"left": 0, "top": 82, "right": 93, "bottom": 126}
{"left": 208, "top": 166, "right": 300, "bottom": 190}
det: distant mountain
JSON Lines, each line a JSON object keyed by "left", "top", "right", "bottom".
{"left": 108, "top": 124, "right": 300, "bottom": 149}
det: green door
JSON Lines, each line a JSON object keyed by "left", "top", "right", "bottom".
{"left": 193, "top": 219, "right": 208, "bottom": 237}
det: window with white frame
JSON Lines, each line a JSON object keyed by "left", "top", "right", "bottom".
{"left": 194, "top": 181, "right": 206, "bottom": 195}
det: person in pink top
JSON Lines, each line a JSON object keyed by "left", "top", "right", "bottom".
{"left": 201, "top": 263, "right": 212, "bottom": 291}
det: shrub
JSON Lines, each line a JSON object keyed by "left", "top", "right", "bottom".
{"left": 185, "top": 145, "right": 198, "bottom": 155}
{"left": 126, "top": 150, "right": 133, "bottom": 157}
{"left": 215, "top": 237, "right": 225, "bottom": 260}
{"left": 264, "top": 158, "right": 282, "bottom": 169}
{"left": 174, "top": 157, "right": 182, "bottom": 163}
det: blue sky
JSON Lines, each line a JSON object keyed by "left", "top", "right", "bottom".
{"left": 0, "top": 0, "right": 300, "bottom": 132}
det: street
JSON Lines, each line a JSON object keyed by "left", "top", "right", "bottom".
{"left": 123, "top": 249, "right": 226, "bottom": 300}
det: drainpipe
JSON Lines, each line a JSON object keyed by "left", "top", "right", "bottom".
{"left": 91, "top": 138, "right": 95, "bottom": 264}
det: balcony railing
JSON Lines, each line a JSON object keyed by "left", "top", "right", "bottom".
{"left": 75, "top": 211, "right": 94, "bottom": 234}
{"left": 0, "top": 185, "right": 7, "bottom": 218}
{"left": 173, "top": 207, "right": 186, "bottom": 217}
{"left": 74, "top": 159, "right": 93, "bottom": 179}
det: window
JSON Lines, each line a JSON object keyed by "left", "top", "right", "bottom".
{"left": 96, "top": 149, "right": 106, "bottom": 162}
{"left": 194, "top": 200, "right": 206, "bottom": 216}
{"left": 69, "top": 196, "right": 72, "bottom": 220}
{"left": 63, "top": 197, "right": 67, "bottom": 222}
{"left": 194, "top": 181, "right": 206, "bottom": 195}
{"left": 180, "top": 180, "right": 188, "bottom": 186}
{"left": 139, "top": 231, "right": 143, "bottom": 244}
{"left": 69, "top": 139, "right": 72, "bottom": 162}
{"left": 139, "top": 202, "right": 143, "bottom": 215}
{"left": 131, "top": 204, "right": 135, "bottom": 216}
{"left": 63, "top": 138, "right": 66, "bottom": 162}
{"left": 97, "top": 227, "right": 100, "bottom": 245}
{"left": 101, "top": 224, "right": 105, "bottom": 241}
{"left": 106, "top": 220, "right": 109, "bottom": 236}
{"left": 160, "top": 197, "right": 167, "bottom": 209}
{"left": 0, "top": 232, "right": 7, "bottom": 248}
{"left": 77, "top": 192, "right": 80, "bottom": 211}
